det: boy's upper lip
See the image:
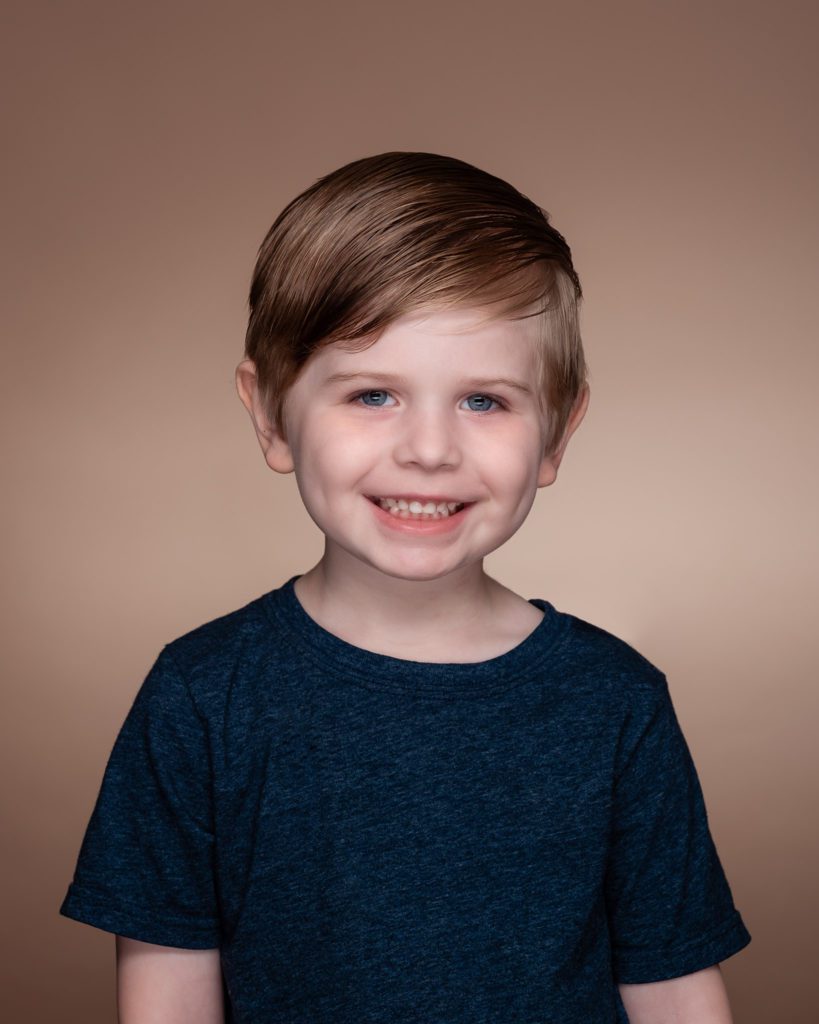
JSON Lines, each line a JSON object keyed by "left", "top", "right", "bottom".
{"left": 366, "top": 493, "right": 473, "bottom": 505}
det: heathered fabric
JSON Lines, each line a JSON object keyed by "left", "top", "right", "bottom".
{"left": 60, "top": 573, "right": 751, "bottom": 1022}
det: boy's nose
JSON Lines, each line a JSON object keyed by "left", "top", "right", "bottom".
{"left": 393, "top": 411, "right": 462, "bottom": 469}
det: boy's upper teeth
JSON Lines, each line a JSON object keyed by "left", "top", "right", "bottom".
{"left": 376, "top": 497, "right": 464, "bottom": 512}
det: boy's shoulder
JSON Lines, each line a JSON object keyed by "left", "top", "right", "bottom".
{"left": 553, "top": 604, "right": 669, "bottom": 696}
{"left": 158, "top": 588, "right": 278, "bottom": 689}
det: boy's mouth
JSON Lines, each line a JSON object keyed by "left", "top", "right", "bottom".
{"left": 366, "top": 495, "right": 471, "bottom": 519}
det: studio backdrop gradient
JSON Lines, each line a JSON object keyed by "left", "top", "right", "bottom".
{"left": 2, "top": 1, "right": 817, "bottom": 1021}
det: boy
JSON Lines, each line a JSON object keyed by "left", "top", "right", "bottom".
{"left": 60, "top": 151, "right": 751, "bottom": 1023}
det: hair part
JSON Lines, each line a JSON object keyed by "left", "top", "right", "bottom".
{"left": 244, "top": 151, "right": 588, "bottom": 457}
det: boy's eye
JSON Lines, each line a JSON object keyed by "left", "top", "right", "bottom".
{"left": 349, "top": 390, "right": 507, "bottom": 412}
{"left": 464, "top": 394, "right": 506, "bottom": 413}
{"left": 352, "top": 389, "right": 394, "bottom": 408}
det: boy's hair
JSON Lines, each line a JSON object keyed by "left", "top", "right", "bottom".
{"left": 244, "top": 151, "right": 587, "bottom": 457}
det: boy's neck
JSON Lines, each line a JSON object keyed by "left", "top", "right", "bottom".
{"left": 292, "top": 562, "right": 543, "bottom": 664}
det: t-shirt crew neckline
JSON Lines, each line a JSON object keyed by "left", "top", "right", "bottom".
{"left": 261, "top": 573, "right": 569, "bottom": 697}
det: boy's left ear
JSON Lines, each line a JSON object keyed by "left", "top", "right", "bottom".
{"left": 537, "top": 384, "right": 590, "bottom": 488}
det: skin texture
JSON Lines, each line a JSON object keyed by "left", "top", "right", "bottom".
{"left": 618, "top": 964, "right": 734, "bottom": 1023}
{"left": 235, "top": 306, "right": 590, "bottom": 662}
{"left": 116, "top": 937, "right": 223, "bottom": 1023}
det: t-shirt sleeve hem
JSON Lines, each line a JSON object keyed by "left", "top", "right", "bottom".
{"left": 612, "top": 909, "right": 752, "bottom": 984}
{"left": 59, "top": 882, "right": 222, "bottom": 950}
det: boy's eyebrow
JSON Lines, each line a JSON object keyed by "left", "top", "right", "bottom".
{"left": 322, "top": 370, "right": 533, "bottom": 395}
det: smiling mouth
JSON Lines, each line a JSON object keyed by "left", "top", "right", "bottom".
{"left": 366, "top": 496, "right": 470, "bottom": 519}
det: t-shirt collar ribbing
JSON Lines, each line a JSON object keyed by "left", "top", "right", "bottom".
{"left": 261, "top": 574, "right": 568, "bottom": 696}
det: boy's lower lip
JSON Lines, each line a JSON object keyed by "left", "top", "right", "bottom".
{"left": 365, "top": 496, "right": 473, "bottom": 534}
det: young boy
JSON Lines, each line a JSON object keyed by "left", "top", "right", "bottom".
{"left": 60, "top": 151, "right": 751, "bottom": 1023}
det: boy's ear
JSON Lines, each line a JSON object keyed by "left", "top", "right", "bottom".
{"left": 537, "top": 384, "right": 590, "bottom": 488}
{"left": 234, "top": 359, "right": 295, "bottom": 474}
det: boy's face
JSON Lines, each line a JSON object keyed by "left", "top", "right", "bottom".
{"left": 237, "top": 307, "right": 588, "bottom": 584}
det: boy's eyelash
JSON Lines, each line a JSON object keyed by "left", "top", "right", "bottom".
{"left": 348, "top": 389, "right": 509, "bottom": 411}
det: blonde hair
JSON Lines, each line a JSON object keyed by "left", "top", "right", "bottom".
{"left": 244, "top": 151, "right": 587, "bottom": 456}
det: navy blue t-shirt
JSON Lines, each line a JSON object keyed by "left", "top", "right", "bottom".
{"left": 60, "top": 574, "right": 751, "bottom": 1022}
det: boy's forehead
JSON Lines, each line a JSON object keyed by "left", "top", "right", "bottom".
{"left": 392, "top": 306, "right": 505, "bottom": 334}
{"left": 315, "top": 308, "right": 541, "bottom": 380}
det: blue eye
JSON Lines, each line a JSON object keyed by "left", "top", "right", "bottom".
{"left": 350, "top": 390, "right": 507, "bottom": 412}
{"left": 354, "top": 390, "right": 393, "bottom": 408}
{"left": 465, "top": 394, "right": 501, "bottom": 413}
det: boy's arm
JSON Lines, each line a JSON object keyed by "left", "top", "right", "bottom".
{"left": 618, "top": 964, "right": 733, "bottom": 1024}
{"left": 116, "top": 936, "right": 225, "bottom": 1024}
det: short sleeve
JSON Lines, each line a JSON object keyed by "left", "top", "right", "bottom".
{"left": 605, "top": 676, "right": 751, "bottom": 983}
{"left": 59, "top": 646, "right": 222, "bottom": 948}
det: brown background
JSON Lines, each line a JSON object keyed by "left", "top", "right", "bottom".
{"left": 2, "top": 1, "right": 817, "bottom": 1020}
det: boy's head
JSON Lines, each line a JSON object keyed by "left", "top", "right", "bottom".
{"left": 239, "top": 151, "right": 587, "bottom": 460}
{"left": 236, "top": 151, "right": 589, "bottom": 581}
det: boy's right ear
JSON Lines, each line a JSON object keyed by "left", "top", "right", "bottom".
{"left": 234, "top": 359, "right": 295, "bottom": 474}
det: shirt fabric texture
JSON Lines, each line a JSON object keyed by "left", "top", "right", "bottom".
{"left": 60, "top": 574, "right": 752, "bottom": 1022}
